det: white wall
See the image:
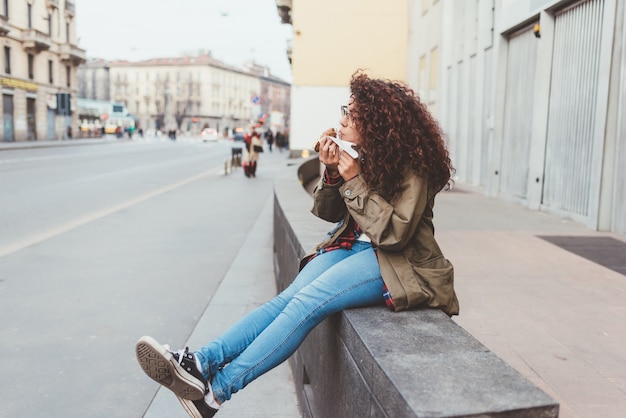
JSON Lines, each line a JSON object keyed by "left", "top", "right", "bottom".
{"left": 289, "top": 85, "right": 350, "bottom": 152}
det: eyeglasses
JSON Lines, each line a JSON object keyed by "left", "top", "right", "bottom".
{"left": 340, "top": 105, "right": 353, "bottom": 124}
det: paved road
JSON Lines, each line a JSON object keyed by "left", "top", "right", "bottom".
{"left": 434, "top": 185, "right": 626, "bottom": 418}
{"left": 0, "top": 137, "right": 301, "bottom": 417}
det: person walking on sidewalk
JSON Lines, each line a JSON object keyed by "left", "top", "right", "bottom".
{"left": 244, "top": 132, "right": 263, "bottom": 177}
{"left": 264, "top": 129, "right": 274, "bottom": 152}
{"left": 135, "top": 70, "right": 459, "bottom": 418}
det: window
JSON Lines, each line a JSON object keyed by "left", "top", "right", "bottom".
{"left": 3, "top": 94, "right": 14, "bottom": 140}
{"left": 28, "top": 53, "right": 34, "bottom": 80}
{"left": 2, "top": 0, "right": 8, "bottom": 18}
{"left": 47, "top": 14, "right": 52, "bottom": 35}
{"left": 66, "top": 65, "right": 71, "bottom": 87}
{"left": 429, "top": 47, "right": 439, "bottom": 103}
{"left": 66, "top": 22, "right": 70, "bottom": 43}
{"left": 418, "top": 55, "right": 427, "bottom": 99}
{"left": 4, "top": 46, "right": 10, "bottom": 74}
{"left": 27, "top": 4, "right": 32, "bottom": 28}
{"left": 48, "top": 60, "right": 53, "bottom": 84}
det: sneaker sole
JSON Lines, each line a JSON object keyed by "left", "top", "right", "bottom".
{"left": 135, "top": 336, "right": 206, "bottom": 401}
{"left": 177, "top": 397, "right": 218, "bottom": 418}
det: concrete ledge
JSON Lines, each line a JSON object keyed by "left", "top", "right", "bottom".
{"left": 273, "top": 158, "right": 559, "bottom": 418}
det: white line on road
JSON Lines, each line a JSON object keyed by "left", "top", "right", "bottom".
{"left": 0, "top": 167, "right": 222, "bottom": 258}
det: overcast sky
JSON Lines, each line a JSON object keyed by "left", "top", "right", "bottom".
{"left": 75, "top": 0, "right": 293, "bottom": 82}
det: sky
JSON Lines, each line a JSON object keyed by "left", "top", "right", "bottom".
{"left": 75, "top": 0, "right": 293, "bottom": 82}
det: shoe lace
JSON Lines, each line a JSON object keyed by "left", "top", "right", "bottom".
{"left": 163, "top": 344, "right": 189, "bottom": 365}
{"left": 172, "top": 347, "right": 190, "bottom": 365}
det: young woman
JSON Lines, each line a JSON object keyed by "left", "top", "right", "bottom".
{"left": 135, "top": 70, "right": 458, "bottom": 418}
{"left": 244, "top": 132, "right": 263, "bottom": 177}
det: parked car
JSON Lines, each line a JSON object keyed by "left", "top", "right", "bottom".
{"left": 232, "top": 132, "right": 246, "bottom": 142}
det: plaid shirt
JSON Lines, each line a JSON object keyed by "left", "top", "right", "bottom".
{"left": 310, "top": 170, "right": 394, "bottom": 310}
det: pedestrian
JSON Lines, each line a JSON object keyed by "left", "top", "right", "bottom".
{"left": 135, "top": 70, "right": 458, "bottom": 418}
{"left": 275, "top": 131, "right": 284, "bottom": 152}
{"left": 265, "top": 129, "right": 274, "bottom": 152}
{"left": 244, "top": 132, "right": 263, "bottom": 177}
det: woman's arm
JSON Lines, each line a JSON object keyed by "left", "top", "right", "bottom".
{"left": 311, "top": 170, "right": 347, "bottom": 222}
{"left": 310, "top": 130, "right": 353, "bottom": 222}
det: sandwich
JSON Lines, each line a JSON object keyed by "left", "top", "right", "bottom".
{"left": 313, "top": 128, "right": 337, "bottom": 152}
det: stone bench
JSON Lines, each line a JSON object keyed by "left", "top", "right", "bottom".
{"left": 273, "top": 157, "right": 559, "bottom": 418}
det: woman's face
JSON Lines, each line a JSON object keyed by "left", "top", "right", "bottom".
{"left": 339, "top": 98, "right": 362, "bottom": 147}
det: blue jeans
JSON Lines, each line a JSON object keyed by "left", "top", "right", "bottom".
{"left": 194, "top": 241, "right": 384, "bottom": 402}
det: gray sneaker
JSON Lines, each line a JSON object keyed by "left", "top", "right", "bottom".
{"left": 135, "top": 336, "right": 207, "bottom": 401}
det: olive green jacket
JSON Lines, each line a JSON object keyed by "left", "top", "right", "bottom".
{"left": 306, "top": 172, "right": 459, "bottom": 316}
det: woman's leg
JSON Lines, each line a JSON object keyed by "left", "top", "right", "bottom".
{"left": 194, "top": 247, "right": 361, "bottom": 378}
{"left": 210, "top": 243, "right": 383, "bottom": 402}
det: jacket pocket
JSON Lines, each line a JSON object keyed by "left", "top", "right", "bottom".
{"left": 410, "top": 257, "right": 455, "bottom": 309}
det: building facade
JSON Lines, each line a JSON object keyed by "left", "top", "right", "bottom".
{"left": 248, "top": 63, "right": 291, "bottom": 134}
{"left": 77, "top": 55, "right": 291, "bottom": 137}
{"left": 407, "top": 0, "right": 625, "bottom": 235}
{"left": 76, "top": 58, "right": 109, "bottom": 102}
{"left": 1, "top": 0, "right": 86, "bottom": 141}
{"left": 277, "top": 0, "right": 625, "bottom": 234}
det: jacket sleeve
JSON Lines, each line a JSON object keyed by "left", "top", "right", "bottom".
{"left": 311, "top": 174, "right": 347, "bottom": 223}
{"left": 339, "top": 172, "right": 429, "bottom": 251}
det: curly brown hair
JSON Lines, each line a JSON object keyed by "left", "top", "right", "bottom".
{"left": 349, "top": 70, "right": 454, "bottom": 201}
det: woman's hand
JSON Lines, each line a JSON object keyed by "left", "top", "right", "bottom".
{"left": 318, "top": 135, "right": 340, "bottom": 175}
{"left": 337, "top": 150, "right": 361, "bottom": 181}
{"left": 318, "top": 128, "right": 361, "bottom": 180}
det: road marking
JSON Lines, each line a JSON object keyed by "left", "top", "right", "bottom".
{"left": 0, "top": 168, "right": 220, "bottom": 258}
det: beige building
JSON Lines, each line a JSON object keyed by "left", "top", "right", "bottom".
{"left": 78, "top": 55, "right": 291, "bottom": 137}
{"left": 276, "top": 0, "right": 408, "bottom": 154}
{"left": 1, "top": 0, "right": 86, "bottom": 141}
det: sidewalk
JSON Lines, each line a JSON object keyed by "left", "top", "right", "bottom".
{"left": 0, "top": 136, "right": 123, "bottom": 149}
{"left": 144, "top": 193, "right": 302, "bottom": 418}
{"left": 0, "top": 133, "right": 244, "bottom": 150}
{"left": 435, "top": 185, "right": 626, "bottom": 418}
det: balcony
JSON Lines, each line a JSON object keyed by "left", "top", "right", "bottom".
{"left": 60, "top": 43, "right": 87, "bottom": 65}
{"left": 65, "top": 0, "right": 75, "bottom": 17}
{"left": 23, "top": 29, "right": 52, "bottom": 52}
{"left": 0, "top": 16, "right": 10, "bottom": 36}
{"left": 276, "top": 0, "right": 291, "bottom": 24}
{"left": 46, "top": 0, "right": 59, "bottom": 9}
